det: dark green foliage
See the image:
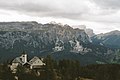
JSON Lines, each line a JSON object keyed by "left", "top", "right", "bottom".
{"left": 80, "top": 64, "right": 120, "bottom": 80}
{"left": 1, "top": 56, "right": 120, "bottom": 80}
{"left": 43, "top": 55, "right": 81, "bottom": 80}
{"left": 44, "top": 55, "right": 57, "bottom": 80}
{"left": 0, "top": 64, "right": 15, "bottom": 80}
{"left": 58, "top": 59, "right": 80, "bottom": 80}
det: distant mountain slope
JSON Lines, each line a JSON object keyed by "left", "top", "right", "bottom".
{"left": 92, "top": 30, "right": 120, "bottom": 48}
{"left": 0, "top": 22, "right": 118, "bottom": 65}
{"left": 0, "top": 22, "right": 91, "bottom": 62}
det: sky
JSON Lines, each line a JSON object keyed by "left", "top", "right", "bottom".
{"left": 0, "top": 0, "right": 120, "bottom": 34}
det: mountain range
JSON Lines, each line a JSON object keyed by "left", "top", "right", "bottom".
{"left": 0, "top": 21, "right": 120, "bottom": 65}
{"left": 92, "top": 30, "right": 120, "bottom": 48}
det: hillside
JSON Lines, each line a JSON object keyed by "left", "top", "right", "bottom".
{"left": 0, "top": 22, "right": 119, "bottom": 65}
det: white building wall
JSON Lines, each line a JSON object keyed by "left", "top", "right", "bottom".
{"left": 10, "top": 63, "right": 19, "bottom": 71}
{"left": 20, "top": 54, "right": 27, "bottom": 63}
{"left": 30, "top": 59, "right": 45, "bottom": 69}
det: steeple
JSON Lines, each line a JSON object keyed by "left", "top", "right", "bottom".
{"left": 20, "top": 51, "right": 27, "bottom": 63}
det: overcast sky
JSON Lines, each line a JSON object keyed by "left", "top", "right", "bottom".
{"left": 0, "top": 0, "right": 120, "bottom": 34}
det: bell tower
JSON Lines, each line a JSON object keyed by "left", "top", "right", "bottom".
{"left": 20, "top": 51, "right": 27, "bottom": 63}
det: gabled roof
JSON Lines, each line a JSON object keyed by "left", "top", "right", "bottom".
{"left": 12, "top": 57, "right": 24, "bottom": 65}
{"left": 29, "top": 56, "right": 43, "bottom": 64}
{"left": 12, "top": 55, "right": 45, "bottom": 66}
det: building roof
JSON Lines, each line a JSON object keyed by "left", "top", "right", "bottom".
{"left": 12, "top": 55, "right": 45, "bottom": 66}
{"left": 12, "top": 57, "right": 24, "bottom": 64}
{"left": 29, "top": 56, "right": 43, "bottom": 64}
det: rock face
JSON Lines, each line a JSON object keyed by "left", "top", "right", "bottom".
{"left": 0, "top": 22, "right": 119, "bottom": 65}
{"left": 72, "top": 25, "right": 95, "bottom": 37}
{"left": 85, "top": 29, "right": 95, "bottom": 37}
{"left": 0, "top": 22, "right": 93, "bottom": 62}
{"left": 0, "top": 22, "right": 90, "bottom": 49}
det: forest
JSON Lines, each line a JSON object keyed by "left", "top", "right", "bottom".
{"left": 0, "top": 55, "right": 120, "bottom": 80}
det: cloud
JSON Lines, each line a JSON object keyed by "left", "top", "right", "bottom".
{"left": 91, "top": 0, "right": 120, "bottom": 9}
{"left": 0, "top": 0, "right": 120, "bottom": 34}
{"left": 0, "top": 0, "right": 119, "bottom": 20}
{"left": 0, "top": 0, "right": 119, "bottom": 22}
{"left": 0, "top": 0, "right": 91, "bottom": 19}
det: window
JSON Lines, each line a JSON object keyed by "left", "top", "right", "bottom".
{"left": 20, "top": 58, "right": 22, "bottom": 61}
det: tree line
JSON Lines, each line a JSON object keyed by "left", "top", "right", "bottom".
{"left": 0, "top": 55, "right": 120, "bottom": 80}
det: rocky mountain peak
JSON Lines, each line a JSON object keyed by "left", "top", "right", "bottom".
{"left": 72, "top": 25, "right": 95, "bottom": 37}
{"left": 0, "top": 22, "right": 91, "bottom": 56}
